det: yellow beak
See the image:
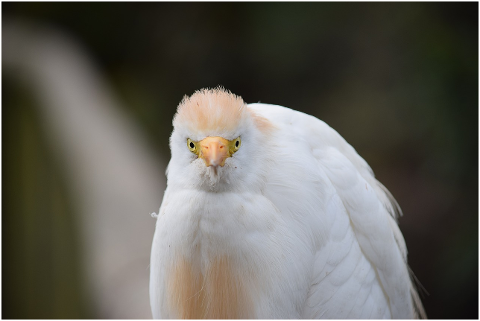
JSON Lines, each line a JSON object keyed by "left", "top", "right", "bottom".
{"left": 199, "top": 136, "right": 231, "bottom": 167}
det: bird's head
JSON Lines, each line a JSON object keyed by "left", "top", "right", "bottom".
{"left": 167, "top": 87, "right": 274, "bottom": 192}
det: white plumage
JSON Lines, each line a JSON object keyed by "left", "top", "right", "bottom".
{"left": 149, "top": 88, "right": 425, "bottom": 319}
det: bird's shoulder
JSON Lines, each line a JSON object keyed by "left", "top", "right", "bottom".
{"left": 248, "top": 102, "right": 400, "bottom": 219}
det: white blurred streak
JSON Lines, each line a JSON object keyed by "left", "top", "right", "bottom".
{"left": 3, "top": 20, "right": 165, "bottom": 318}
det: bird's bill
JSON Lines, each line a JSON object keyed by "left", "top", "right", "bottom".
{"left": 199, "top": 136, "right": 232, "bottom": 167}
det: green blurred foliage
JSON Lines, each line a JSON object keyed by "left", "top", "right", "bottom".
{"left": 3, "top": 81, "right": 90, "bottom": 317}
{"left": 2, "top": 2, "right": 477, "bottom": 318}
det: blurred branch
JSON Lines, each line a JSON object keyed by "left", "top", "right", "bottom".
{"left": 3, "top": 19, "right": 166, "bottom": 318}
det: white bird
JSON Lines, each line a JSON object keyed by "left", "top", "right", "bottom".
{"left": 149, "top": 87, "right": 425, "bottom": 319}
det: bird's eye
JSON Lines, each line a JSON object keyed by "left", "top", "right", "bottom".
{"left": 187, "top": 138, "right": 197, "bottom": 153}
{"left": 233, "top": 137, "right": 241, "bottom": 151}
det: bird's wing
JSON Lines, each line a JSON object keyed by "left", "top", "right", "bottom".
{"left": 248, "top": 103, "right": 424, "bottom": 318}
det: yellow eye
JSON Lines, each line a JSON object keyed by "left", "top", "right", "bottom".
{"left": 233, "top": 137, "right": 241, "bottom": 151}
{"left": 187, "top": 138, "right": 197, "bottom": 153}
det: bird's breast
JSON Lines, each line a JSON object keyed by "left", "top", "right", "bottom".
{"left": 153, "top": 189, "right": 297, "bottom": 318}
{"left": 167, "top": 255, "right": 253, "bottom": 318}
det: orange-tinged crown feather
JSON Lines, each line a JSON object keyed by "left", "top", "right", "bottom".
{"left": 173, "top": 87, "right": 247, "bottom": 134}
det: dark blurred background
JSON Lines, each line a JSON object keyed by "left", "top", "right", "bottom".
{"left": 2, "top": 2, "right": 478, "bottom": 319}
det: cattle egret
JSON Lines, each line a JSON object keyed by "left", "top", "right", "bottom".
{"left": 150, "top": 87, "right": 425, "bottom": 319}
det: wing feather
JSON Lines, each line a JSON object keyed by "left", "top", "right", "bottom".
{"left": 249, "top": 103, "right": 424, "bottom": 318}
